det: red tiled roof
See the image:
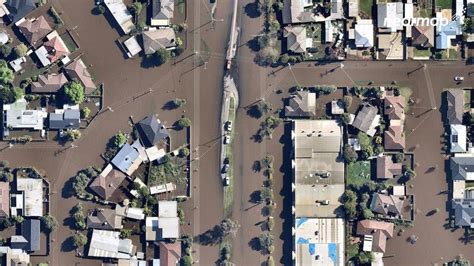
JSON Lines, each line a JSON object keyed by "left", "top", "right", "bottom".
{"left": 44, "top": 36, "right": 69, "bottom": 63}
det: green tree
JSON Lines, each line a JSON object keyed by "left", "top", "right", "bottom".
{"left": 65, "top": 129, "right": 81, "bottom": 141}
{"left": 394, "top": 153, "right": 404, "bottom": 163}
{"left": 343, "top": 144, "right": 357, "bottom": 163}
{"left": 179, "top": 147, "right": 190, "bottom": 157}
{"left": 357, "top": 251, "right": 374, "bottom": 264}
{"left": 13, "top": 44, "right": 27, "bottom": 58}
{"left": 81, "top": 107, "right": 91, "bottom": 118}
{"left": 120, "top": 228, "right": 133, "bottom": 238}
{"left": 279, "top": 54, "right": 290, "bottom": 64}
{"left": 131, "top": 2, "right": 143, "bottom": 15}
{"left": 0, "top": 60, "right": 14, "bottom": 84}
{"left": 357, "top": 132, "right": 372, "bottom": 148}
{"left": 72, "top": 232, "right": 87, "bottom": 248}
{"left": 172, "top": 98, "right": 186, "bottom": 108}
{"left": 153, "top": 48, "right": 172, "bottom": 66}
{"left": 41, "top": 215, "right": 58, "bottom": 232}
{"left": 177, "top": 117, "right": 192, "bottom": 129}
{"left": 340, "top": 113, "right": 351, "bottom": 125}
{"left": 0, "top": 86, "right": 23, "bottom": 103}
{"left": 114, "top": 131, "right": 127, "bottom": 147}
{"left": 343, "top": 95, "right": 352, "bottom": 109}
{"left": 63, "top": 81, "right": 85, "bottom": 104}
{"left": 258, "top": 232, "right": 274, "bottom": 254}
{"left": 0, "top": 45, "right": 11, "bottom": 58}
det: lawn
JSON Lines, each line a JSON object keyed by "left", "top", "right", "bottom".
{"left": 347, "top": 161, "right": 371, "bottom": 188}
{"left": 436, "top": 0, "right": 452, "bottom": 9}
{"left": 419, "top": 7, "right": 432, "bottom": 18}
{"left": 465, "top": 90, "right": 471, "bottom": 110}
{"left": 448, "top": 48, "right": 460, "bottom": 60}
{"left": 223, "top": 96, "right": 236, "bottom": 217}
{"left": 359, "top": 0, "right": 373, "bottom": 18}
{"left": 413, "top": 48, "right": 432, "bottom": 58}
{"left": 400, "top": 87, "right": 413, "bottom": 111}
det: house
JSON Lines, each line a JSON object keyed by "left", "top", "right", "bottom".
{"left": 285, "top": 91, "right": 316, "bottom": 117}
{"left": 352, "top": 104, "right": 379, "bottom": 136}
{"left": 48, "top": 105, "right": 80, "bottom": 130}
{"left": 283, "top": 26, "right": 307, "bottom": 54}
{"left": 14, "top": 178, "right": 43, "bottom": 217}
{"left": 111, "top": 141, "right": 146, "bottom": 176}
{"left": 3, "top": 98, "right": 47, "bottom": 134}
{"left": 445, "top": 89, "right": 464, "bottom": 125}
{"left": 357, "top": 220, "right": 394, "bottom": 253}
{"left": 0, "top": 182, "right": 9, "bottom": 217}
{"left": 411, "top": 25, "right": 435, "bottom": 48}
{"left": 11, "top": 219, "right": 40, "bottom": 252}
{"left": 159, "top": 242, "right": 181, "bottom": 266}
{"left": 34, "top": 31, "right": 70, "bottom": 67}
{"left": 0, "top": 246, "right": 30, "bottom": 265}
{"left": 15, "top": 16, "right": 52, "bottom": 45}
{"left": 136, "top": 115, "right": 169, "bottom": 147}
{"left": 142, "top": 28, "right": 177, "bottom": 55}
{"left": 377, "top": 2, "right": 403, "bottom": 33}
{"left": 370, "top": 193, "right": 404, "bottom": 217}
{"left": 149, "top": 182, "right": 176, "bottom": 195}
{"left": 282, "top": 0, "right": 320, "bottom": 24}
{"left": 145, "top": 201, "right": 179, "bottom": 240}
{"left": 353, "top": 20, "right": 374, "bottom": 48}
{"left": 87, "top": 208, "right": 123, "bottom": 230}
{"left": 5, "top": 0, "right": 37, "bottom": 23}
{"left": 30, "top": 73, "right": 68, "bottom": 93}
{"left": 436, "top": 10, "right": 462, "bottom": 49}
{"left": 116, "top": 206, "right": 145, "bottom": 220}
{"left": 88, "top": 229, "right": 135, "bottom": 258}
{"left": 376, "top": 155, "right": 402, "bottom": 179}
{"left": 89, "top": 164, "right": 126, "bottom": 200}
{"left": 103, "top": 0, "right": 135, "bottom": 34}
{"left": 450, "top": 156, "right": 474, "bottom": 181}
{"left": 450, "top": 124, "right": 467, "bottom": 153}
{"left": 452, "top": 199, "right": 474, "bottom": 228}
{"left": 64, "top": 58, "right": 97, "bottom": 94}
{"left": 151, "top": 0, "right": 174, "bottom": 26}
{"left": 295, "top": 218, "right": 344, "bottom": 266}
{"left": 383, "top": 95, "right": 406, "bottom": 150}
{"left": 293, "top": 120, "right": 344, "bottom": 218}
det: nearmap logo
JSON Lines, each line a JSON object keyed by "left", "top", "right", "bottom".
{"left": 383, "top": 15, "right": 460, "bottom": 28}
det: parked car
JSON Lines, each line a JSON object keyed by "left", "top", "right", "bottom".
{"left": 224, "top": 157, "right": 230, "bottom": 164}
{"left": 223, "top": 176, "right": 230, "bottom": 186}
{"left": 226, "top": 121, "right": 232, "bottom": 131}
{"left": 316, "top": 200, "right": 330, "bottom": 205}
{"left": 454, "top": 76, "right": 464, "bottom": 81}
{"left": 223, "top": 135, "right": 231, "bottom": 144}
{"left": 222, "top": 164, "right": 230, "bottom": 173}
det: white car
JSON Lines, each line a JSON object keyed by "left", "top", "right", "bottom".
{"left": 223, "top": 135, "right": 231, "bottom": 144}
{"left": 454, "top": 76, "right": 464, "bottom": 81}
{"left": 226, "top": 121, "right": 233, "bottom": 131}
{"left": 223, "top": 176, "right": 230, "bottom": 186}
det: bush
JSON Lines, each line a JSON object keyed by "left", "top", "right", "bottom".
{"left": 343, "top": 95, "right": 352, "bottom": 109}
{"left": 357, "top": 132, "right": 371, "bottom": 148}
{"left": 65, "top": 129, "right": 81, "bottom": 141}
{"left": 95, "top": 5, "right": 106, "bottom": 14}
{"left": 0, "top": 86, "right": 23, "bottom": 104}
{"left": 312, "top": 85, "right": 336, "bottom": 95}
{"left": 258, "top": 232, "right": 274, "bottom": 253}
{"left": 0, "top": 45, "right": 11, "bottom": 58}
{"left": 13, "top": 44, "right": 27, "bottom": 58}
{"left": 249, "top": 101, "right": 271, "bottom": 118}
{"left": 81, "top": 107, "right": 91, "bottom": 119}
{"left": 340, "top": 113, "right": 351, "bottom": 125}
{"left": 131, "top": 2, "right": 143, "bottom": 15}
{"left": 394, "top": 153, "right": 404, "bottom": 163}
{"left": 63, "top": 81, "right": 84, "bottom": 104}
{"left": 179, "top": 147, "right": 190, "bottom": 157}
{"left": 266, "top": 256, "right": 275, "bottom": 266}
{"left": 172, "top": 98, "right": 186, "bottom": 108}
{"left": 279, "top": 54, "right": 290, "bottom": 64}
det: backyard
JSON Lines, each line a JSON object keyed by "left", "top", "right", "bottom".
{"left": 347, "top": 161, "right": 371, "bottom": 188}
{"left": 436, "top": 0, "right": 452, "bottom": 9}
{"left": 359, "top": 0, "right": 373, "bottom": 18}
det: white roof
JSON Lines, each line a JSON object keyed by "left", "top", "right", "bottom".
{"left": 355, "top": 20, "right": 374, "bottom": 47}
{"left": 451, "top": 124, "right": 467, "bottom": 153}
{"left": 4, "top": 98, "right": 47, "bottom": 130}
{"left": 34, "top": 46, "right": 50, "bottom": 66}
{"left": 103, "top": 0, "right": 135, "bottom": 34}
{"left": 126, "top": 207, "right": 145, "bottom": 220}
{"left": 377, "top": 2, "right": 404, "bottom": 32}
{"left": 145, "top": 216, "right": 179, "bottom": 240}
{"left": 123, "top": 36, "right": 142, "bottom": 57}
{"left": 16, "top": 178, "right": 43, "bottom": 217}
{"left": 88, "top": 229, "right": 133, "bottom": 258}
{"left": 150, "top": 183, "right": 176, "bottom": 195}
{"left": 158, "top": 201, "right": 177, "bottom": 217}
{"left": 145, "top": 147, "right": 166, "bottom": 162}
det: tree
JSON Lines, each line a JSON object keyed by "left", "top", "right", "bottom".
{"left": 81, "top": 107, "right": 91, "bottom": 118}
{"left": 313, "top": 85, "right": 336, "bottom": 95}
{"left": 0, "top": 45, "right": 11, "bottom": 58}
{"left": 340, "top": 113, "right": 351, "bottom": 125}
{"left": 72, "top": 232, "right": 87, "bottom": 248}
{"left": 65, "top": 129, "right": 81, "bottom": 141}
{"left": 342, "top": 190, "right": 357, "bottom": 219}
{"left": 177, "top": 117, "right": 192, "bottom": 129}
{"left": 217, "top": 219, "right": 240, "bottom": 239}
{"left": 259, "top": 187, "right": 274, "bottom": 203}
{"left": 0, "top": 60, "right": 14, "bottom": 84}
{"left": 249, "top": 101, "right": 271, "bottom": 118}
{"left": 179, "top": 147, "right": 190, "bottom": 157}
{"left": 279, "top": 54, "right": 290, "bottom": 64}
{"left": 63, "top": 81, "right": 85, "bottom": 104}
{"left": 131, "top": 2, "right": 143, "bottom": 15}
{"left": 261, "top": 155, "right": 274, "bottom": 169}
{"left": 114, "top": 131, "right": 127, "bottom": 147}
{"left": 13, "top": 44, "right": 27, "bottom": 58}
{"left": 343, "top": 95, "right": 352, "bottom": 109}
{"left": 120, "top": 228, "right": 133, "bottom": 238}
{"left": 153, "top": 48, "right": 172, "bottom": 66}
{"left": 343, "top": 144, "right": 357, "bottom": 163}
{"left": 0, "top": 86, "right": 23, "bottom": 103}
{"left": 172, "top": 98, "right": 186, "bottom": 108}
{"left": 357, "top": 251, "right": 374, "bottom": 264}
{"left": 41, "top": 215, "right": 58, "bottom": 232}
{"left": 258, "top": 232, "right": 274, "bottom": 254}
{"left": 357, "top": 132, "right": 371, "bottom": 148}
{"left": 361, "top": 145, "right": 373, "bottom": 160}
{"left": 394, "top": 153, "right": 404, "bottom": 163}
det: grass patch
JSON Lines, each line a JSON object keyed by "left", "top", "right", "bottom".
{"left": 436, "top": 0, "right": 452, "bottom": 9}
{"left": 359, "top": 0, "right": 373, "bottom": 18}
{"left": 464, "top": 90, "right": 471, "bottom": 110}
{"left": 223, "top": 97, "right": 236, "bottom": 218}
{"left": 48, "top": 6, "right": 64, "bottom": 26}
{"left": 60, "top": 31, "right": 79, "bottom": 53}
{"left": 419, "top": 7, "right": 432, "bottom": 18}
{"left": 347, "top": 161, "right": 371, "bottom": 188}
{"left": 413, "top": 48, "right": 432, "bottom": 58}
{"left": 177, "top": 0, "right": 186, "bottom": 15}
{"left": 448, "top": 48, "right": 460, "bottom": 60}
{"left": 400, "top": 87, "right": 413, "bottom": 110}
{"left": 306, "top": 23, "right": 322, "bottom": 42}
